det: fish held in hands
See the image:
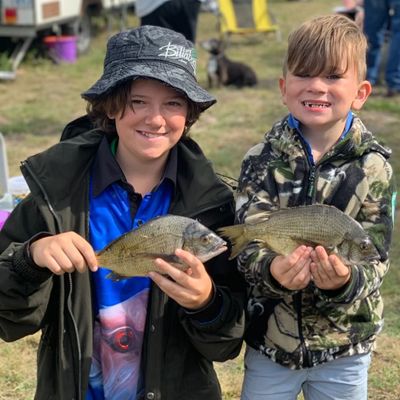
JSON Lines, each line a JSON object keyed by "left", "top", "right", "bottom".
{"left": 97, "top": 215, "right": 227, "bottom": 279}
{"left": 218, "top": 204, "right": 380, "bottom": 265}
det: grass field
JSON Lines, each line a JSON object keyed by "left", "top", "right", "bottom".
{"left": 0, "top": 0, "right": 399, "bottom": 398}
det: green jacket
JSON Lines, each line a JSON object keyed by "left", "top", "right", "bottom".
{"left": 0, "top": 117, "right": 245, "bottom": 399}
{"left": 236, "top": 114, "right": 396, "bottom": 369}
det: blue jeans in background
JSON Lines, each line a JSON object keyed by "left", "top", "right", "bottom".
{"left": 364, "top": 0, "right": 400, "bottom": 92}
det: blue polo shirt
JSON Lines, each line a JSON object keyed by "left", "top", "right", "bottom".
{"left": 86, "top": 137, "right": 176, "bottom": 400}
{"left": 288, "top": 111, "right": 354, "bottom": 165}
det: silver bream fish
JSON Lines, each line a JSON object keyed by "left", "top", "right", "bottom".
{"left": 97, "top": 215, "right": 227, "bottom": 279}
{"left": 218, "top": 204, "right": 380, "bottom": 265}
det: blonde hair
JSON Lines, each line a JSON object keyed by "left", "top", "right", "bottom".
{"left": 283, "top": 14, "right": 367, "bottom": 80}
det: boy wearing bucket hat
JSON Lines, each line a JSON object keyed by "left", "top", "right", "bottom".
{"left": 0, "top": 26, "right": 245, "bottom": 400}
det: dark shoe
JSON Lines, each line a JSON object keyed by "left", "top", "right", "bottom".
{"left": 386, "top": 88, "right": 400, "bottom": 97}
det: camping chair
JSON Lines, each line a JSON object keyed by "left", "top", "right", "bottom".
{"left": 217, "top": 0, "right": 280, "bottom": 39}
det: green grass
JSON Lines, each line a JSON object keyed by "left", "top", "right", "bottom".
{"left": 1, "top": 0, "right": 399, "bottom": 398}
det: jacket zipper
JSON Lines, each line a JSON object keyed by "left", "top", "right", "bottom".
{"left": 22, "top": 161, "right": 83, "bottom": 400}
{"left": 306, "top": 166, "right": 316, "bottom": 204}
{"left": 302, "top": 154, "right": 338, "bottom": 366}
{"left": 297, "top": 145, "right": 319, "bottom": 366}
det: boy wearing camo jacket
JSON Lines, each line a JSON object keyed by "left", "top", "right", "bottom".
{"left": 236, "top": 14, "right": 396, "bottom": 400}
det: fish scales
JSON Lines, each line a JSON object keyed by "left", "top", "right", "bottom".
{"left": 97, "top": 215, "right": 227, "bottom": 279}
{"left": 218, "top": 204, "right": 379, "bottom": 265}
{"left": 257, "top": 205, "right": 356, "bottom": 249}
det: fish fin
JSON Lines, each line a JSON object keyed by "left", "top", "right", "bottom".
{"left": 297, "top": 240, "right": 335, "bottom": 252}
{"left": 300, "top": 240, "right": 320, "bottom": 248}
{"left": 245, "top": 213, "right": 272, "bottom": 225}
{"left": 218, "top": 224, "right": 249, "bottom": 259}
{"left": 325, "top": 245, "right": 336, "bottom": 253}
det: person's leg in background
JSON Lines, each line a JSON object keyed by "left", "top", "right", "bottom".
{"left": 179, "top": 0, "right": 202, "bottom": 43}
{"left": 140, "top": 1, "right": 175, "bottom": 33}
{"left": 385, "top": 0, "right": 400, "bottom": 95}
{"left": 140, "top": 0, "right": 201, "bottom": 43}
{"left": 364, "top": 0, "right": 388, "bottom": 86}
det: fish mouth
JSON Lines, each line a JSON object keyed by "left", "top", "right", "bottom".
{"left": 197, "top": 245, "right": 228, "bottom": 263}
{"left": 346, "top": 253, "right": 380, "bottom": 266}
{"left": 362, "top": 253, "right": 381, "bottom": 264}
{"left": 302, "top": 101, "right": 331, "bottom": 109}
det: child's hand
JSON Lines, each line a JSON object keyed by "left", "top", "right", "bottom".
{"left": 270, "top": 245, "right": 313, "bottom": 290}
{"left": 310, "top": 246, "right": 351, "bottom": 290}
{"left": 30, "top": 232, "right": 98, "bottom": 275}
{"left": 149, "top": 248, "right": 213, "bottom": 310}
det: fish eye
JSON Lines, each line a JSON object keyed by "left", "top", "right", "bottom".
{"left": 200, "top": 234, "right": 211, "bottom": 244}
{"left": 359, "top": 239, "right": 372, "bottom": 251}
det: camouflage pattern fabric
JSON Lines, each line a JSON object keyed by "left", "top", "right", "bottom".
{"left": 236, "top": 114, "right": 396, "bottom": 369}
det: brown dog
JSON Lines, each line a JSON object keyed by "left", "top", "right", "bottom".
{"left": 201, "top": 38, "right": 258, "bottom": 88}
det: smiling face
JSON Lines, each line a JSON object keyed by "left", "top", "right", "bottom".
{"left": 111, "top": 78, "right": 188, "bottom": 165}
{"left": 279, "top": 64, "right": 371, "bottom": 137}
{"left": 280, "top": 14, "right": 372, "bottom": 138}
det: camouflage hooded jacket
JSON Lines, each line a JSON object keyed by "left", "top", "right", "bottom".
{"left": 236, "top": 114, "right": 396, "bottom": 369}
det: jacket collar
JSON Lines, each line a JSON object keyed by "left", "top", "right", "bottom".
{"left": 91, "top": 136, "right": 177, "bottom": 197}
{"left": 267, "top": 114, "right": 391, "bottom": 162}
{"left": 21, "top": 129, "right": 232, "bottom": 219}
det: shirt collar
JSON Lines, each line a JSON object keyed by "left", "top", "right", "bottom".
{"left": 92, "top": 135, "right": 177, "bottom": 197}
{"left": 287, "top": 111, "right": 354, "bottom": 139}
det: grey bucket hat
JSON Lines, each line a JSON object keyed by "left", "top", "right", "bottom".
{"left": 82, "top": 25, "right": 216, "bottom": 111}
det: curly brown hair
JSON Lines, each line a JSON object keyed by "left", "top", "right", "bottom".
{"left": 86, "top": 77, "right": 203, "bottom": 136}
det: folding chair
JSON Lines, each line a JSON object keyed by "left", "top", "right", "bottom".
{"left": 217, "top": 0, "right": 280, "bottom": 39}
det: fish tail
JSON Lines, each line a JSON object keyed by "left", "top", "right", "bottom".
{"left": 218, "top": 224, "right": 249, "bottom": 259}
